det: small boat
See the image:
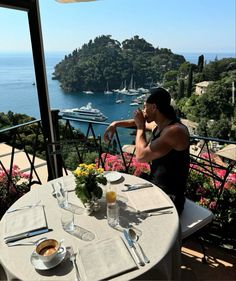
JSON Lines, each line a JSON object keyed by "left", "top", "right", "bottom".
{"left": 60, "top": 102, "right": 107, "bottom": 122}
{"left": 104, "top": 82, "right": 113, "bottom": 95}
{"left": 130, "top": 102, "right": 139, "bottom": 106}
{"left": 131, "top": 98, "right": 142, "bottom": 104}
{"left": 83, "top": 90, "right": 94, "bottom": 94}
{"left": 116, "top": 99, "right": 125, "bottom": 104}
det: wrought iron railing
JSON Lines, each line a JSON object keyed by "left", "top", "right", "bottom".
{"left": 1, "top": 116, "right": 235, "bottom": 192}
{"left": 1, "top": 115, "right": 236, "bottom": 251}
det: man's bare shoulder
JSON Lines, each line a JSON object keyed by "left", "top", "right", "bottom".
{"left": 164, "top": 122, "right": 189, "bottom": 135}
{"left": 161, "top": 122, "right": 189, "bottom": 150}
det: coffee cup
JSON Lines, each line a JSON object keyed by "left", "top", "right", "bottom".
{"left": 35, "top": 239, "right": 62, "bottom": 263}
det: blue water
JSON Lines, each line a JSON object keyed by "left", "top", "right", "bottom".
{"left": 178, "top": 52, "right": 235, "bottom": 64}
{"left": 0, "top": 51, "right": 235, "bottom": 144}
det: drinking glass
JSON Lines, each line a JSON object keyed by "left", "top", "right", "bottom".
{"left": 106, "top": 183, "right": 117, "bottom": 204}
{"left": 55, "top": 182, "right": 68, "bottom": 208}
{"left": 61, "top": 210, "right": 74, "bottom": 232}
{"left": 107, "top": 203, "right": 119, "bottom": 227}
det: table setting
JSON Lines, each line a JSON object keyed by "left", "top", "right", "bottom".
{"left": 0, "top": 170, "right": 181, "bottom": 281}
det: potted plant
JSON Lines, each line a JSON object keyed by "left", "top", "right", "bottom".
{"left": 73, "top": 163, "right": 107, "bottom": 214}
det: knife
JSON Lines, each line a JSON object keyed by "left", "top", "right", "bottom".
{"left": 5, "top": 228, "right": 52, "bottom": 244}
{"left": 122, "top": 183, "right": 153, "bottom": 192}
{"left": 123, "top": 230, "right": 145, "bottom": 266}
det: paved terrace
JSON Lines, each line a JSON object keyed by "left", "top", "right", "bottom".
{"left": 0, "top": 143, "right": 235, "bottom": 280}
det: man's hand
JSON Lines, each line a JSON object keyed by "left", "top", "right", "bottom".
{"left": 134, "top": 108, "right": 146, "bottom": 129}
{"left": 104, "top": 123, "right": 116, "bottom": 142}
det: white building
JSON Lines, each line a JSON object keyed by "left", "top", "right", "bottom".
{"left": 195, "top": 81, "right": 213, "bottom": 95}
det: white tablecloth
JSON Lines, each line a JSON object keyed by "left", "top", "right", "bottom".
{"left": 0, "top": 173, "right": 181, "bottom": 281}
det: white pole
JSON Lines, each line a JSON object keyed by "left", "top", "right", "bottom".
{"left": 232, "top": 81, "right": 235, "bottom": 104}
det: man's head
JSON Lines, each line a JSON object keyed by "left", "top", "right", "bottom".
{"left": 144, "top": 87, "right": 177, "bottom": 122}
{"left": 146, "top": 87, "right": 171, "bottom": 111}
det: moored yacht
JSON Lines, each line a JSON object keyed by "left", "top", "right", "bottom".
{"left": 60, "top": 102, "right": 107, "bottom": 122}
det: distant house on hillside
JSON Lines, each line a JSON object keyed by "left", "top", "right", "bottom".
{"left": 216, "top": 144, "right": 236, "bottom": 163}
{"left": 195, "top": 81, "right": 213, "bottom": 95}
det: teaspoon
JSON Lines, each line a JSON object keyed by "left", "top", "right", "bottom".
{"left": 128, "top": 228, "right": 150, "bottom": 263}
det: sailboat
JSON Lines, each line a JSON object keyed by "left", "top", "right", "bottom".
{"left": 117, "top": 80, "right": 128, "bottom": 94}
{"left": 126, "top": 75, "right": 139, "bottom": 95}
{"left": 104, "top": 82, "right": 113, "bottom": 95}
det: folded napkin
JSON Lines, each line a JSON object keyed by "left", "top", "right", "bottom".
{"left": 4, "top": 205, "right": 48, "bottom": 243}
{"left": 126, "top": 186, "right": 173, "bottom": 212}
{"left": 78, "top": 236, "right": 137, "bottom": 281}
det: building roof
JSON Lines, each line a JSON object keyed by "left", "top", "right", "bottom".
{"left": 195, "top": 81, "right": 213, "bottom": 87}
{"left": 216, "top": 144, "right": 236, "bottom": 161}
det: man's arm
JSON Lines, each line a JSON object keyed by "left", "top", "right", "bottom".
{"left": 136, "top": 125, "right": 189, "bottom": 162}
{"left": 104, "top": 119, "right": 136, "bottom": 142}
{"left": 104, "top": 117, "right": 156, "bottom": 142}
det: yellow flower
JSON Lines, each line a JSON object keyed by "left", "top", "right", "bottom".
{"left": 97, "top": 168, "right": 104, "bottom": 174}
{"left": 73, "top": 163, "right": 107, "bottom": 203}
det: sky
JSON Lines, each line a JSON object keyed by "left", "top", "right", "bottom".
{"left": 0, "top": 0, "right": 235, "bottom": 55}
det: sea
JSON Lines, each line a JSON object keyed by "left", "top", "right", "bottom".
{"left": 0, "top": 51, "right": 235, "bottom": 144}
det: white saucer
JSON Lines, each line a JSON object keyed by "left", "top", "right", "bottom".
{"left": 30, "top": 246, "right": 66, "bottom": 270}
{"left": 104, "top": 171, "right": 122, "bottom": 182}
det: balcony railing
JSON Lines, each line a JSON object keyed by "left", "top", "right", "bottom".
{"left": 1, "top": 114, "right": 236, "bottom": 251}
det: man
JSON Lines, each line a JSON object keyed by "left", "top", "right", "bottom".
{"left": 104, "top": 87, "right": 190, "bottom": 214}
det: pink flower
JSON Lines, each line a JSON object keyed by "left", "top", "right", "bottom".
{"left": 209, "top": 201, "right": 217, "bottom": 210}
{"left": 96, "top": 153, "right": 150, "bottom": 176}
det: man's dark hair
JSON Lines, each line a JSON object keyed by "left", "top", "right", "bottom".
{"left": 146, "top": 87, "right": 178, "bottom": 120}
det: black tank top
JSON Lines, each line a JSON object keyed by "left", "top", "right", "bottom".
{"left": 150, "top": 121, "right": 190, "bottom": 214}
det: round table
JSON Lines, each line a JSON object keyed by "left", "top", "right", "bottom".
{"left": 0, "top": 173, "right": 181, "bottom": 281}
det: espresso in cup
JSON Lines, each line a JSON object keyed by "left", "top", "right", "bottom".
{"left": 35, "top": 239, "right": 61, "bottom": 263}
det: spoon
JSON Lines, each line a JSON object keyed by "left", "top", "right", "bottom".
{"left": 128, "top": 228, "right": 150, "bottom": 264}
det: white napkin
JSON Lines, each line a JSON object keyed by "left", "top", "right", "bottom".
{"left": 4, "top": 205, "right": 48, "bottom": 243}
{"left": 126, "top": 187, "right": 173, "bottom": 212}
{"left": 78, "top": 236, "right": 137, "bottom": 281}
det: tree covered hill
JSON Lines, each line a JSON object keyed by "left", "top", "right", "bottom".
{"left": 52, "top": 35, "right": 185, "bottom": 92}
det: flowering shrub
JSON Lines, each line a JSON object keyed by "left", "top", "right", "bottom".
{"left": 186, "top": 153, "right": 236, "bottom": 218}
{"left": 98, "top": 153, "right": 150, "bottom": 177}
{"left": 0, "top": 165, "right": 30, "bottom": 214}
{"left": 73, "top": 163, "right": 107, "bottom": 203}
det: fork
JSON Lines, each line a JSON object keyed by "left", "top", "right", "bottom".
{"left": 69, "top": 247, "right": 81, "bottom": 281}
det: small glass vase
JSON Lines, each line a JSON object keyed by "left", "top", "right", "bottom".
{"left": 84, "top": 201, "right": 94, "bottom": 215}
{"left": 83, "top": 198, "right": 101, "bottom": 215}
{"left": 92, "top": 197, "right": 101, "bottom": 212}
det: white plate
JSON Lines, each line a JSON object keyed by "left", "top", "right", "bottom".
{"left": 30, "top": 246, "right": 66, "bottom": 270}
{"left": 104, "top": 171, "right": 122, "bottom": 183}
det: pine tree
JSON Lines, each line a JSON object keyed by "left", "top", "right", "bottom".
{"left": 197, "top": 55, "right": 204, "bottom": 72}
{"left": 186, "top": 65, "right": 193, "bottom": 97}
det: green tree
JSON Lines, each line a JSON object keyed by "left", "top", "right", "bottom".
{"left": 177, "top": 79, "right": 185, "bottom": 100}
{"left": 197, "top": 54, "right": 204, "bottom": 72}
{"left": 208, "top": 118, "right": 231, "bottom": 139}
{"left": 196, "top": 118, "right": 209, "bottom": 136}
{"left": 186, "top": 65, "right": 193, "bottom": 97}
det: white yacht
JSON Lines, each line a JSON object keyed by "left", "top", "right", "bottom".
{"left": 60, "top": 102, "right": 107, "bottom": 122}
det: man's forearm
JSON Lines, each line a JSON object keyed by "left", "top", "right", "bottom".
{"left": 135, "top": 128, "right": 148, "bottom": 161}
{"left": 111, "top": 119, "right": 136, "bottom": 128}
